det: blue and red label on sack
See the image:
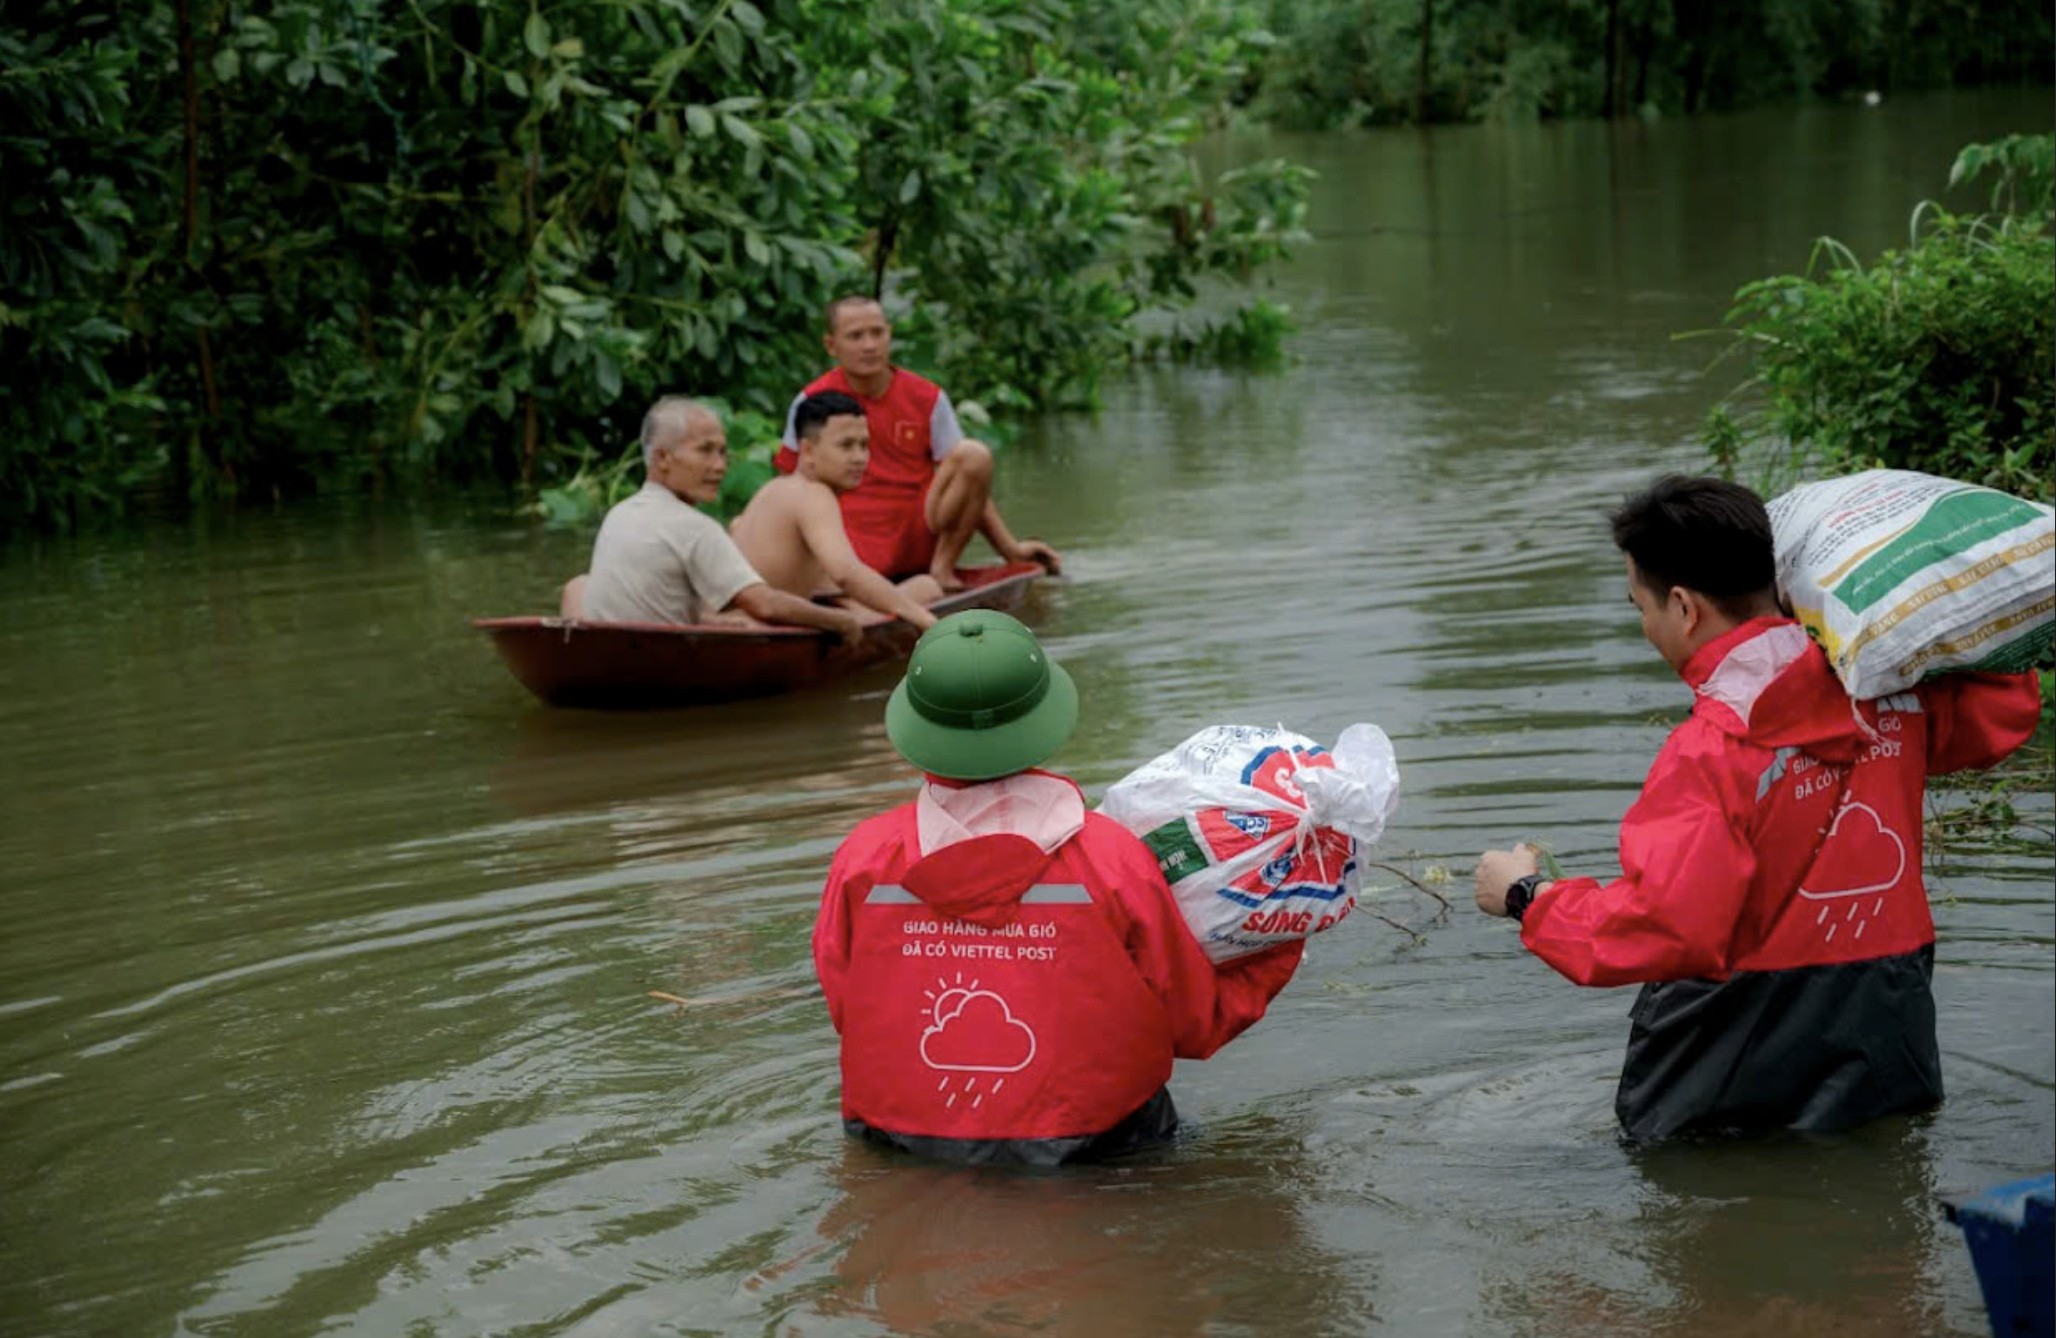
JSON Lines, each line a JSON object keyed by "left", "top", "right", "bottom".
{"left": 1140, "top": 742, "right": 1358, "bottom": 938}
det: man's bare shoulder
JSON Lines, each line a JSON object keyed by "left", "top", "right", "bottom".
{"left": 754, "top": 475, "right": 842, "bottom": 510}
{"left": 759, "top": 474, "right": 843, "bottom": 518}
{"left": 733, "top": 476, "right": 801, "bottom": 531}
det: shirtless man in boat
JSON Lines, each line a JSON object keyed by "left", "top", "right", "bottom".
{"left": 559, "top": 396, "right": 862, "bottom": 644}
{"left": 776, "top": 296, "right": 1061, "bottom": 592}
{"left": 730, "top": 391, "right": 942, "bottom": 631}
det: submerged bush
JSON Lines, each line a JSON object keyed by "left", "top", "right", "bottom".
{"left": 1703, "top": 135, "right": 2055, "bottom": 503}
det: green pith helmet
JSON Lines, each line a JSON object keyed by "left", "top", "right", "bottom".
{"left": 885, "top": 609, "right": 1077, "bottom": 780}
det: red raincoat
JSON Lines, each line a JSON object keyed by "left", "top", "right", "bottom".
{"left": 1521, "top": 617, "right": 2041, "bottom": 1139}
{"left": 813, "top": 771, "right": 1302, "bottom": 1164}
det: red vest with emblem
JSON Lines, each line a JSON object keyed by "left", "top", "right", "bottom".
{"left": 775, "top": 367, "right": 951, "bottom": 575}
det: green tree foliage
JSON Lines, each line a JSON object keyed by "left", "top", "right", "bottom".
{"left": 0, "top": 17, "right": 164, "bottom": 522}
{"left": 0, "top": 0, "right": 1310, "bottom": 534}
{"left": 1702, "top": 135, "right": 2055, "bottom": 503}
{"left": 1248, "top": 0, "right": 2053, "bottom": 128}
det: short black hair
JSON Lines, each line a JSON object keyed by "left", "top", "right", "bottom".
{"left": 824, "top": 294, "right": 881, "bottom": 333}
{"left": 793, "top": 390, "right": 865, "bottom": 443}
{"left": 1610, "top": 474, "right": 1777, "bottom": 616}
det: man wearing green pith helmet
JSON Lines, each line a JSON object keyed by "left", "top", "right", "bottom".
{"left": 811, "top": 610, "right": 1304, "bottom": 1165}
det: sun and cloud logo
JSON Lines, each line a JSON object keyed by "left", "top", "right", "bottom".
{"left": 1799, "top": 801, "right": 1907, "bottom": 944}
{"left": 920, "top": 975, "right": 1036, "bottom": 1109}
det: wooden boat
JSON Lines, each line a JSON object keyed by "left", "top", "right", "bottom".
{"left": 476, "top": 561, "right": 1045, "bottom": 708}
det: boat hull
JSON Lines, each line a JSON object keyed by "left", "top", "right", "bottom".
{"left": 475, "top": 562, "right": 1045, "bottom": 708}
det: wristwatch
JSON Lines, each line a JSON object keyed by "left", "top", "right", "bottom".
{"left": 1505, "top": 874, "right": 1546, "bottom": 923}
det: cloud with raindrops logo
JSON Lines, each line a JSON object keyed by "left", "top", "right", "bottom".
{"left": 1800, "top": 802, "right": 1907, "bottom": 900}
{"left": 920, "top": 989, "right": 1036, "bottom": 1073}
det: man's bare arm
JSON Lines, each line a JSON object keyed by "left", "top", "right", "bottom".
{"left": 798, "top": 489, "right": 938, "bottom": 629}
{"left": 728, "top": 582, "right": 864, "bottom": 646}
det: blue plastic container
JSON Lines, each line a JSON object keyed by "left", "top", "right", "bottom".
{"left": 1944, "top": 1172, "right": 2054, "bottom": 1338}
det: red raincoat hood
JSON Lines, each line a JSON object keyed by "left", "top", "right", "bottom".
{"left": 900, "top": 770, "right": 1087, "bottom": 928}
{"left": 901, "top": 834, "right": 1056, "bottom": 927}
{"left": 1683, "top": 618, "right": 1870, "bottom": 762}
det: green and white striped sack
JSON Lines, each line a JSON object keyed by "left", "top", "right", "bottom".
{"left": 1768, "top": 470, "right": 2055, "bottom": 701}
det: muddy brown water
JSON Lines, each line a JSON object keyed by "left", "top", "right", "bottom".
{"left": 2, "top": 90, "right": 2050, "bottom": 1336}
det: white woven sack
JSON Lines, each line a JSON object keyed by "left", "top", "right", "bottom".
{"left": 1768, "top": 470, "right": 2054, "bottom": 699}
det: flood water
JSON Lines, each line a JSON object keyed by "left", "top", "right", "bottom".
{"left": 3, "top": 91, "right": 2051, "bottom": 1336}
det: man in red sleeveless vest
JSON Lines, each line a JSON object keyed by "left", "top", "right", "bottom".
{"left": 776, "top": 297, "right": 1062, "bottom": 592}
{"left": 1473, "top": 475, "right": 2041, "bottom": 1141}
{"left": 812, "top": 610, "right": 1302, "bottom": 1165}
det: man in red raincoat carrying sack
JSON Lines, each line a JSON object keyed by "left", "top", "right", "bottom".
{"left": 1473, "top": 475, "right": 2042, "bottom": 1142}
{"left": 812, "top": 610, "right": 1303, "bottom": 1165}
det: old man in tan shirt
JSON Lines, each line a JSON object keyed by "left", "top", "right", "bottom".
{"left": 561, "top": 397, "right": 861, "bottom": 643}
